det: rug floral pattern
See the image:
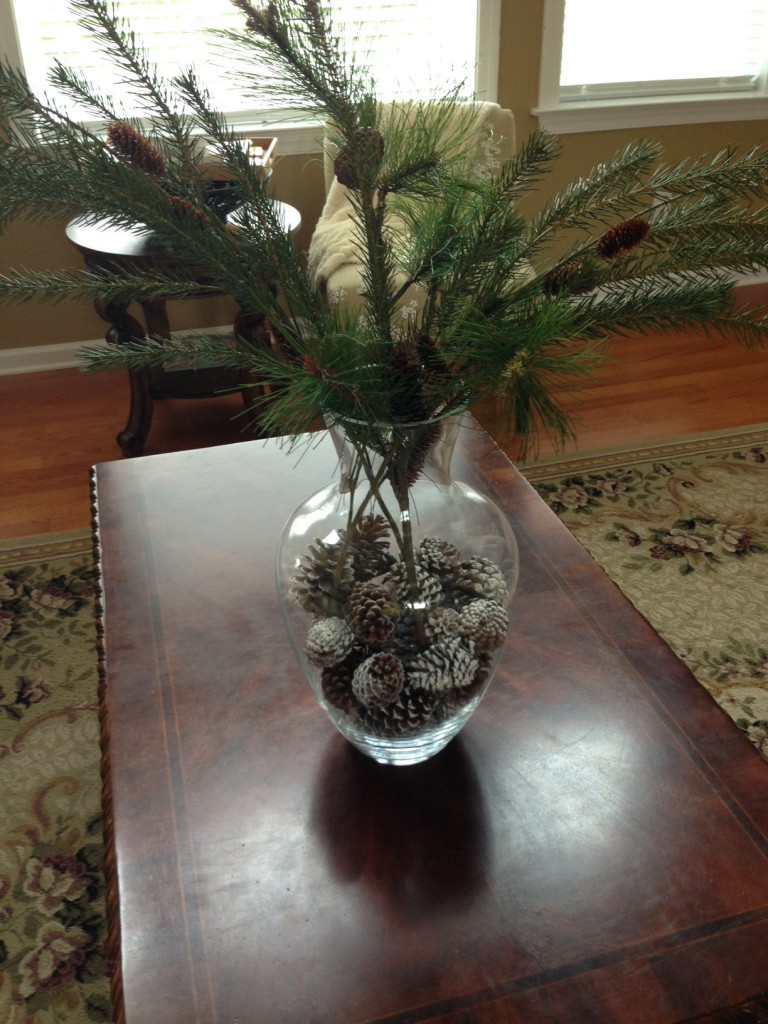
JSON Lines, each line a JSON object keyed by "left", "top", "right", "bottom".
{"left": 524, "top": 428, "right": 768, "bottom": 761}
{"left": 0, "top": 534, "right": 110, "bottom": 1024}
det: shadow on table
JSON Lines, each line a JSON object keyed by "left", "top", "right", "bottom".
{"left": 310, "top": 737, "right": 490, "bottom": 922}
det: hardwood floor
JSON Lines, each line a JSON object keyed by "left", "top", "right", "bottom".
{"left": 2, "top": 284, "right": 767, "bottom": 540}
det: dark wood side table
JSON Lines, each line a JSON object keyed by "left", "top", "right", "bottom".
{"left": 67, "top": 202, "right": 301, "bottom": 457}
{"left": 92, "top": 415, "right": 768, "bottom": 1024}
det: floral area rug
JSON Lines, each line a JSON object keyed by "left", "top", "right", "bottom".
{"left": 0, "top": 532, "right": 111, "bottom": 1024}
{"left": 521, "top": 424, "right": 768, "bottom": 761}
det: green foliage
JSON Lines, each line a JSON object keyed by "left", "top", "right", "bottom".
{"left": 1, "top": 0, "right": 768, "bottom": 457}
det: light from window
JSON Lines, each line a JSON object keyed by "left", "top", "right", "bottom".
{"left": 560, "top": 0, "right": 768, "bottom": 99}
{"left": 8, "top": 0, "right": 480, "bottom": 122}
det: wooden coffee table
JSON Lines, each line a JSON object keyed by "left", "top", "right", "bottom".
{"left": 91, "top": 416, "right": 768, "bottom": 1024}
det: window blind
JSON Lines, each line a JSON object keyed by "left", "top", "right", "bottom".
{"left": 8, "top": 0, "right": 479, "bottom": 120}
{"left": 559, "top": 0, "right": 768, "bottom": 101}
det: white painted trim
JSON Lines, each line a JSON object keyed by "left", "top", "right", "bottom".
{"left": 533, "top": 94, "right": 768, "bottom": 134}
{"left": 475, "top": 0, "right": 501, "bottom": 103}
{"left": 0, "top": 338, "right": 108, "bottom": 376}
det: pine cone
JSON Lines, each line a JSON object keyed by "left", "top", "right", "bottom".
{"left": 408, "top": 637, "right": 478, "bottom": 693}
{"left": 340, "top": 514, "right": 396, "bottom": 581}
{"left": 305, "top": 616, "right": 356, "bottom": 666}
{"left": 321, "top": 653, "right": 362, "bottom": 715}
{"left": 333, "top": 147, "right": 358, "bottom": 189}
{"left": 291, "top": 539, "right": 355, "bottom": 616}
{"left": 359, "top": 685, "right": 439, "bottom": 737}
{"left": 384, "top": 560, "right": 443, "bottom": 609}
{"left": 346, "top": 581, "right": 399, "bottom": 645}
{"left": 404, "top": 421, "right": 443, "bottom": 487}
{"left": 169, "top": 195, "right": 209, "bottom": 227}
{"left": 416, "top": 334, "right": 451, "bottom": 388}
{"left": 442, "top": 661, "right": 488, "bottom": 712}
{"left": 352, "top": 652, "right": 406, "bottom": 708}
{"left": 458, "top": 599, "right": 509, "bottom": 651}
{"left": 596, "top": 218, "right": 651, "bottom": 259}
{"left": 416, "top": 536, "right": 461, "bottom": 575}
{"left": 446, "top": 556, "right": 508, "bottom": 606}
{"left": 400, "top": 605, "right": 459, "bottom": 647}
{"left": 106, "top": 122, "right": 165, "bottom": 179}
{"left": 333, "top": 126, "right": 385, "bottom": 190}
{"left": 543, "top": 260, "right": 599, "bottom": 296}
{"left": 242, "top": 2, "right": 278, "bottom": 36}
{"left": 388, "top": 344, "right": 429, "bottom": 422}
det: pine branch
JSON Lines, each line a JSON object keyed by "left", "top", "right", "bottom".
{"left": 68, "top": 0, "right": 199, "bottom": 176}
{"left": 0, "top": 266, "right": 214, "bottom": 305}
{"left": 527, "top": 138, "right": 663, "bottom": 240}
{"left": 573, "top": 273, "right": 738, "bottom": 339}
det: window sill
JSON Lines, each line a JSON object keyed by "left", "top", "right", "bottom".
{"left": 211, "top": 117, "right": 324, "bottom": 156}
{"left": 532, "top": 94, "right": 768, "bottom": 133}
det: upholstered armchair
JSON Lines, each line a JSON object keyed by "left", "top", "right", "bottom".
{"left": 307, "top": 102, "right": 517, "bottom": 313}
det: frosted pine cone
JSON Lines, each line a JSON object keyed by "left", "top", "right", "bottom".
{"left": 416, "top": 536, "right": 460, "bottom": 575}
{"left": 458, "top": 599, "right": 508, "bottom": 651}
{"left": 352, "top": 652, "right": 405, "bottom": 708}
{"left": 346, "top": 581, "right": 399, "bottom": 645}
{"left": 359, "top": 686, "right": 439, "bottom": 737}
{"left": 446, "top": 556, "right": 508, "bottom": 606}
{"left": 305, "top": 616, "right": 356, "bottom": 667}
{"left": 400, "top": 606, "right": 459, "bottom": 648}
{"left": 291, "top": 539, "right": 355, "bottom": 616}
{"left": 409, "top": 638, "right": 478, "bottom": 693}
{"left": 384, "top": 561, "right": 443, "bottom": 609}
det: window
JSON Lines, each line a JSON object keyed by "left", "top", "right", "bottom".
{"left": 536, "top": 0, "right": 768, "bottom": 132}
{"left": 1, "top": 0, "right": 500, "bottom": 153}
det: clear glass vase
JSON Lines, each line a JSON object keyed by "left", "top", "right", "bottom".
{"left": 276, "top": 411, "right": 519, "bottom": 765}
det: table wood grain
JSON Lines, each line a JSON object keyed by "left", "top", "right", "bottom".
{"left": 91, "top": 416, "right": 768, "bottom": 1024}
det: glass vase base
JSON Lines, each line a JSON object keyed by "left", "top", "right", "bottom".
{"left": 325, "top": 697, "right": 482, "bottom": 766}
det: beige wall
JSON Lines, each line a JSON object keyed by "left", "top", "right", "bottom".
{"left": 1, "top": 0, "right": 766, "bottom": 353}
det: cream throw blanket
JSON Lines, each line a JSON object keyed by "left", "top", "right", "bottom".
{"left": 307, "top": 102, "right": 515, "bottom": 304}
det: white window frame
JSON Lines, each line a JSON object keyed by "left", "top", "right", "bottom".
{"left": 534, "top": 0, "right": 768, "bottom": 133}
{"left": 0, "top": 0, "right": 500, "bottom": 155}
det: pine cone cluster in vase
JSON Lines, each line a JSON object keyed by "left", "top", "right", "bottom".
{"left": 291, "top": 517, "right": 511, "bottom": 739}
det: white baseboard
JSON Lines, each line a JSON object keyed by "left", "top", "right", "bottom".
{"left": 2, "top": 271, "right": 767, "bottom": 376}
{"left": 0, "top": 338, "right": 108, "bottom": 376}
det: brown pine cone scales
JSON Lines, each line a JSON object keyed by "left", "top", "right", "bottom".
{"left": 358, "top": 687, "right": 439, "bottom": 738}
{"left": 106, "top": 121, "right": 165, "bottom": 178}
{"left": 333, "top": 126, "right": 385, "bottom": 190}
{"left": 596, "top": 217, "right": 651, "bottom": 259}
{"left": 346, "top": 581, "right": 399, "bottom": 644}
{"left": 340, "top": 514, "right": 396, "bottom": 581}
{"left": 320, "top": 654, "right": 360, "bottom": 715}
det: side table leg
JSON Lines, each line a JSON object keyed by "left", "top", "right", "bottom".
{"left": 94, "top": 298, "right": 154, "bottom": 457}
